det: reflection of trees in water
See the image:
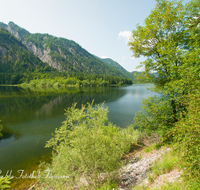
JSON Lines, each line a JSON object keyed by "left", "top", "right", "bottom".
{"left": 0, "top": 124, "right": 21, "bottom": 141}
{"left": 0, "top": 86, "right": 126, "bottom": 125}
{"left": 0, "top": 86, "right": 127, "bottom": 140}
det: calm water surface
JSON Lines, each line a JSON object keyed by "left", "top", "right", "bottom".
{"left": 0, "top": 84, "right": 155, "bottom": 188}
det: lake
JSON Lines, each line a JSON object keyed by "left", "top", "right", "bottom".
{"left": 0, "top": 84, "right": 155, "bottom": 189}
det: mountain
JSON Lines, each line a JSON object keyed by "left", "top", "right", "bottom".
{"left": 0, "top": 22, "right": 127, "bottom": 78}
{"left": 0, "top": 28, "right": 55, "bottom": 74}
{"left": 99, "top": 57, "right": 150, "bottom": 83}
{"left": 0, "top": 21, "right": 30, "bottom": 41}
{"left": 100, "top": 58, "right": 136, "bottom": 81}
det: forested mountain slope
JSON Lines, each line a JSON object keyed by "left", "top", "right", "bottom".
{"left": 0, "top": 21, "right": 127, "bottom": 78}
{"left": 0, "top": 28, "right": 55, "bottom": 84}
{"left": 100, "top": 58, "right": 135, "bottom": 80}
{"left": 100, "top": 57, "right": 149, "bottom": 83}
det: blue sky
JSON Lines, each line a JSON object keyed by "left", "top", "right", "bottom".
{"left": 0, "top": 0, "right": 191, "bottom": 72}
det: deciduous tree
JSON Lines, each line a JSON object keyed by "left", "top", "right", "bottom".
{"left": 129, "top": 0, "right": 200, "bottom": 122}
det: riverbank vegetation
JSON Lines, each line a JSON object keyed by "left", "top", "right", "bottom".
{"left": 1, "top": 0, "right": 199, "bottom": 189}
{"left": 19, "top": 74, "right": 133, "bottom": 88}
{"left": 35, "top": 102, "right": 140, "bottom": 189}
{"left": 0, "top": 177, "right": 12, "bottom": 190}
{"left": 129, "top": 0, "right": 200, "bottom": 189}
{"left": 29, "top": 0, "right": 200, "bottom": 189}
{"left": 0, "top": 71, "right": 133, "bottom": 86}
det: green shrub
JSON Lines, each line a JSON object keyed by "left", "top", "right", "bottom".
{"left": 0, "top": 177, "right": 12, "bottom": 189}
{"left": 53, "top": 81, "right": 60, "bottom": 87}
{"left": 171, "top": 92, "right": 200, "bottom": 185}
{"left": 82, "top": 79, "right": 89, "bottom": 86}
{"left": 134, "top": 95, "right": 175, "bottom": 140}
{"left": 36, "top": 102, "right": 140, "bottom": 189}
{"left": 64, "top": 77, "right": 77, "bottom": 85}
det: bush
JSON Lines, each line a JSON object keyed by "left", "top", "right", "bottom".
{"left": 36, "top": 102, "right": 140, "bottom": 189}
{"left": 64, "top": 77, "right": 77, "bottom": 85}
{"left": 171, "top": 92, "right": 200, "bottom": 184}
{"left": 0, "top": 177, "right": 12, "bottom": 189}
{"left": 134, "top": 95, "right": 174, "bottom": 140}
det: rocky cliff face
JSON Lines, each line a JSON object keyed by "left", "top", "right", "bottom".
{"left": 7, "top": 24, "right": 21, "bottom": 40}
{"left": 0, "top": 22, "right": 61, "bottom": 70}
{"left": 24, "top": 41, "right": 62, "bottom": 71}
{"left": 0, "top": 27, "right": 55, "bottom": 74}
{"left": 0, "top": 47, "right": 6, "bottom": 57}
{"left": 1, "top": 21, "right": 30, "bottom": 41}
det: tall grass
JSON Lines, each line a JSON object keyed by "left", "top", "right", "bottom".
{"left": 149, "top": 151, "right": 179, "bottom": 179}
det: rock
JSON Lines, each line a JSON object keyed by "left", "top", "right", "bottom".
{"left": 118, "top": 148, "right": 171, "bottom": 189}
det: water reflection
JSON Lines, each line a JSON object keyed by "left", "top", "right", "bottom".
{"left": 0, "top": 86, "right": 126, "bottom": 124}
{"left": 103, "top": 85, "right": 156, "bottom": 127}
{"left": 0, "top": 84, "right": 155, "bottom": 187}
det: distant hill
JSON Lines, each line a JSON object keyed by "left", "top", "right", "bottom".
{"left": 100, "top": 58, "right": 136, "bottom": 81}
{"left": 100, "top": 58, "right": 151, "bottom": 83}
{"left": 0, "top": 21, "right": 127, "bottom": 78}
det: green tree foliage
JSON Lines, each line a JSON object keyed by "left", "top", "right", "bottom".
{"left": 0, "top": 177, "right": 12, "bottom": 189}
{"left": 37, "top": 102, "right": 140, "bottom": 189}
{"left": 129, "top": 0, "right": 200, "bottom": 121}
{"left": 20, "top": 74, "right": 133, "bottom": 87}
{"left": 130, "top": 0, "right": 200, "bottom": 186}
{"left": 129, "top": 0, "right": 200, "bottom": 129}
{"left": 128, "top": 0, "right": 186, "bottom": 89}
{"left": 134, "top": 95, "right": 174, "bottom": 139}
{"left": 171, "top": 91, "right": 200, "bottom": 183}
{"left": 100, "top": 58, "right": 136, "bottom": 81}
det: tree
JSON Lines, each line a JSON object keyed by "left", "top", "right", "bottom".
{"left": 171, "top": 91, "right": 200, "bottom": 182}
{"left": 130, "top": 2, "right": 200, "bottom": 185}
{"left": 129, "top": 0, "right": 200, "bottom": 122}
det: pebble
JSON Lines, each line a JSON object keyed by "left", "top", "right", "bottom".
{"left": 118, "top": 148, "right": 171, "bottom": 189}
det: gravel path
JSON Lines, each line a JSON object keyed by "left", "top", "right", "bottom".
{"left": 118, "top": 147, "right": 176, "bottom": 190}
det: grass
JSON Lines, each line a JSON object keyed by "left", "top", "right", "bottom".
{"left": 144, "top": 143, "right": 161, "bottom": 153}
{"left": 156, "top": 179, "right": 200, "bottom": 190}
{"left": 133, "top": 148, "right": 180, "bottom": 190}
{"left": 149, "top": 150, "right": 179, "bottom": 179}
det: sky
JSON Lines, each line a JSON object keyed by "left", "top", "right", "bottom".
{"left": 0, "top": 0, "right": 191, "bottom": 72}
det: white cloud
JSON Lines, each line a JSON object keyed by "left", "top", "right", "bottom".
{"left": 118, "top": 31, "right": 132, "bottom": 42}
{"left": 121, "top": 56, "right": 126, "bottom": 59}
{"left": 101, "top": 55, "right": 110, "bottom": 59}
{"left": 131, "top": 56, "right": 135, "bottom": 60}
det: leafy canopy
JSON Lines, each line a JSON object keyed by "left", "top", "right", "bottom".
{"left": 128, "top": 0, "right": 200, "bottom": 95}
{"left": 129, "top": 0, "right": 200, "bottom": 130}
{"left": 130, "top": 0, "right": 200, "bottom": 185}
